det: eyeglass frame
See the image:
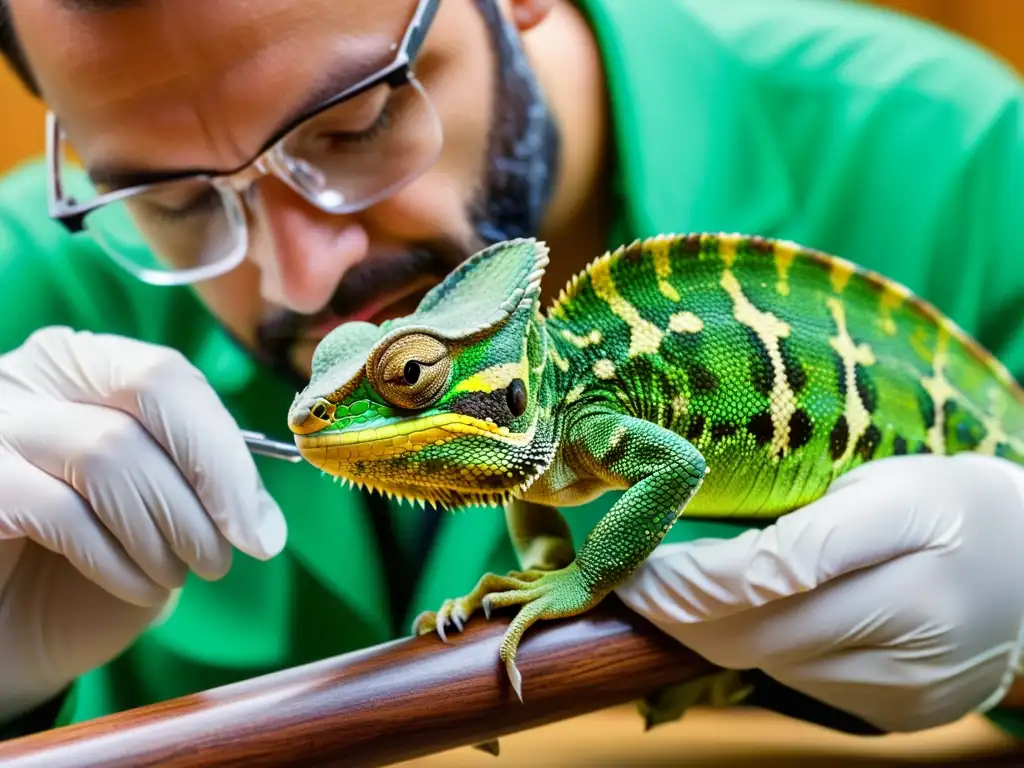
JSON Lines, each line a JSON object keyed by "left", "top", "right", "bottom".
{"left": 44, "top": 0, "right": 442, "bottom": 241}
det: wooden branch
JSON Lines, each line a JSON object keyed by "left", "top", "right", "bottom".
{"left": 0, "top": 597, "right": 715, "bottom": 767}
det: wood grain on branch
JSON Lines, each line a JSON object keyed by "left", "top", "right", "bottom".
{"left": 0, "top": 597, "right": 715, "bottom": 768}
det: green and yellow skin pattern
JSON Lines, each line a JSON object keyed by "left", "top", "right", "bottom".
{"left": 287, "top": 232, "right": 1024, "bottom": 703}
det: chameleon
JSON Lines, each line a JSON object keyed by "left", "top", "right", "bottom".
{"left": 286, "top": 232, "right": 1024, "bottom": 706}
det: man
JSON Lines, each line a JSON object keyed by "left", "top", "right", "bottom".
{"left": 1, "top": 0, "right": 1024, "bottom": 749}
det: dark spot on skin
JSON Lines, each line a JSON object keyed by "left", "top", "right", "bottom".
{"left": 622, "top": 240, "right": 645, "bottom": 262}
{"left": 747, "top": 411, "right": 774, "bottom": 447}
{"left": 450, "top": 382, "right": 523, "bottom": 427}
{"left": 506, "top": 378, "right": 527, "bottom": 417}
{"left": 604, "top": 431, "right": 630, "bottom": 468}
{"left": 686, "top": 363, "right": 719, "bottom": 393}
{"left": 711, "top": 422, "right": 738, "bottom": 441}
{"left": 746, "top": 329, "right": 775, "bottom": 398}
{"left": 679, "top": 234, "right": 702, "bottom": 255}
{"left": 854, "top": 366, "right": 877, "bottom": 413}
{"left": 833, "top": 354, "right": 847, "bottom": 396}
{"left": 778, "top": 337, "right": 807, "bottom": 394}
{"left": 996, "top": 442, "right": 1016, "bottom": 460}
{"left": 892, "top": 435, "right": 908, "bottom": 455}
{"left": 829, "top": 415, "right": 849, "bottom": 460}
{"left": 788, "top": 409, "right": 813, "bottom": 451}
{"left": 944, "top": 398, "right": 985, "bottom": 450}
{"left": 747, "top": 237, "right": 775, "bottom": 255}
{"left": 915, "top": 381, "right": 936, "bottom": 429}
{"left": 686, "top": 413, "right": 706, "bottom": 442}
{"left": 855, "top": 424, "right": 882, "bottom": 460}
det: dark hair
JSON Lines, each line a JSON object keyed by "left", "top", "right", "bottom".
{"left": 0, "top": 2, "right": 41, "bottom": 96}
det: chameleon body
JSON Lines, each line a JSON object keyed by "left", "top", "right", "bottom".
{"left": 287, "top": 233, "right": 1024, "bottom": 703}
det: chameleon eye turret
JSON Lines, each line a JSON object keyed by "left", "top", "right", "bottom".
{"left": 367, "top": 332, "right": 451, "bottom": 410}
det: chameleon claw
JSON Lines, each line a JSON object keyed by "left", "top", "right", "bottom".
{"left": 482, "top": 595, "right": 493, "bottom": 620}
{"left": 472, "top": 739, "right": 501, "bottom": 756}
{"left": 505, "top": 658, "right": 523, "bottom": 702}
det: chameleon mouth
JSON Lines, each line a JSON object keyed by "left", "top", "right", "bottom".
{"left": 293, "top": 413, "right": 541, "bottom": 509}
{"left": 293, "top": 412, "right": 530, "bottom": 462}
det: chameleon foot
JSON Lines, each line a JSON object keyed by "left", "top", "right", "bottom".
{"left": 479, "top": 561, "right": 601, "bottom": 702}
{"left": 412, "top": 569, "right": 549, "bottom": 642}
{"left": 638, "top": 671, "right": 754, "bottom": 731}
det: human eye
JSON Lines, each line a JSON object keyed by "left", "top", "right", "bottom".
{"left": 138, "top": 184, "right": 222, "bottom": 221}
{"left": 299, "top": 83, "right": 396, "bottom": 152}
{"left": 321, "top": 100, "right": 393, "bottom": 146}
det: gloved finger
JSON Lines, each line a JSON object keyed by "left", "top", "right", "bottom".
{"left": 616, "top": 454, "right": 966, "bottom": 625}
{"left": 0, "top": 452, "right": 168, "bottom": 607}
{"left": 0, "top": 395, "right": 234, "bottom": 586}
{"left": 0, "top": 327, "right": 286, "bottom": 560}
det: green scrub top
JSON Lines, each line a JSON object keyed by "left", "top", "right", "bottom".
{"left": 1, "top": 0, "right": 1022, "bottom": 741}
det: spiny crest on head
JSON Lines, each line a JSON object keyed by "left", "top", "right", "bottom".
{"left": 300, "top": 238, "right": 550, "bottom": 406}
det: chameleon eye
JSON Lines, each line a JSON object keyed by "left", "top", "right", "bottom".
{"left": 369, "top": 333, "right": 451, "bottom": 410}
{"left": 506, "top": 378, "right": 527, "bottom": 417}
{"left": 403, "top": 360, "right": 421, "bottom": 385}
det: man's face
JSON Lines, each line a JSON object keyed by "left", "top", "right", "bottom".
{"left": 10, "top": 0, "right": 558, "bottom": 381}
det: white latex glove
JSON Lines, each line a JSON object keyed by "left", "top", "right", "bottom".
{"left": 615, "top": 452, "right": 1024, "bottom": 733}
{"left": 0, "top": 327, "right": 288, "bottom": 724}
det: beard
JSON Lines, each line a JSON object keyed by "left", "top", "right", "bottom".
{"left": 251, "top": 0, "right": 562, "bottom": 387}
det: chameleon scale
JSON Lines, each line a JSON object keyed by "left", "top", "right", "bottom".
{"left": 287, "top": 232, "right": 1024, "bottom": 711}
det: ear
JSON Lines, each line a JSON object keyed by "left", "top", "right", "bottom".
{"left": 508, "top": 0, "right": 558, "bottom": 31}
{"left": 394, "top": 238, "right": 549, "bottom": 341}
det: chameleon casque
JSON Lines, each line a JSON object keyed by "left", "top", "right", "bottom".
{"left": 287, "top": 232, "right": 1024, "bottom": 707}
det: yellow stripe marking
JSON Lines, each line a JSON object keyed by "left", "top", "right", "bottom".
{"left": 721, "top": 269, "right": 795, "bottom": 458}
{"left": 878, "top": 282, "right": 908, "bottom": 336}
{"left": 588, "top": 255, "right": 664, "bottom": 357}
{"left": 649, "top": 236, "right": 681, "bottom": 301}
{"left": 454, "top": 361, "right": 526, "bottom": 394}
{"left": 668, "top": 311, "right": 704, "bottom": 334}
{"left": 593, "top": 359, "right": 617, "bottom": 379}
{"left": 565, "top": 383, "right": 586, "bottom": 404}
{"left": 548, "top": 339, "right": 571, "bottom": 372}
{"left": 716, "top": 234, "right": 739, "bottom": 268}
{"left": 826, "top": 297, "right": 876, "bottom": 464}
{"left": 920, "top": 327, "right": 956, "bottom": 455}
{"left": 829, "top": 258, "right": 857, "bottom": 294}
{"left": 773, "top": 241, "right": 799, "bottom": 297}
{"left": 296, "top": 409, "right": 541, "bottom": 463}
{"left": 560, "top": 328, "right": 602, "bottom": 348}
{"left": 671, "top": 393, "right": 688, "bottom": 419}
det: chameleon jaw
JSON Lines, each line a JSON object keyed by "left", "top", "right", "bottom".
{"left": 293, "top": 412, "right": 545, "bottom": 509}
{"left": 293, "top": 411, "right": 531, "bottom": 458}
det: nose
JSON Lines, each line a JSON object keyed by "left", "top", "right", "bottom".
{"left": 288, "top": 394, "right": 337, "bottom": 435}
{"left": 248, "top": 176, "right": 371, "bottom": 315}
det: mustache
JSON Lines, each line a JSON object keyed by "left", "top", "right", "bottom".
{"left": 253, "top": 238, "right": 475, "bottom": 371}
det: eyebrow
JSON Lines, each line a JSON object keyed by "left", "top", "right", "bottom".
{"left": 86, "top": 49, "right": 396, "bottom": 192}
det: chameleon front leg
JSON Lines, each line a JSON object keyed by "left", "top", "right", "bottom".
{"left": 412, "top": 500, "right": 575, "bottom": 639}
{"left": 470, "top": 412, "right": 707, "bottom": 699}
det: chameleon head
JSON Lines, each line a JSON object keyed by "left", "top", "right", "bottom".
{"left": 287, "top": 238, "right": 555, "bottom": 509}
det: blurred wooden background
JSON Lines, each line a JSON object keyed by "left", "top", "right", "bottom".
{"left": 1, "top": 0, "right": 1022, "bottom": 765}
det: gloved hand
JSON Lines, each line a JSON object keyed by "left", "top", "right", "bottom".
{"left": 615, "top": 452, "right": 1024, "bottom": 733}
{"left": 0, "top": 327, "right": 288, "bottom": 725}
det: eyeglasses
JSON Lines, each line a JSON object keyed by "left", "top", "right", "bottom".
{"left": 45, "top": 0, "right": 442, "bottom": 287}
